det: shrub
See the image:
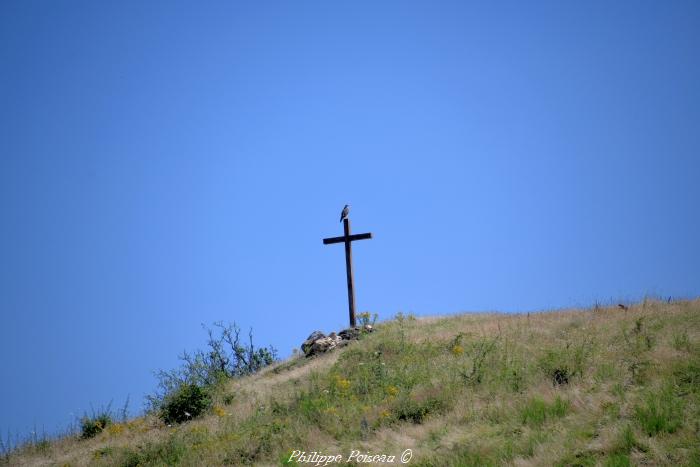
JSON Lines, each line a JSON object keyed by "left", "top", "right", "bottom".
{"left": 160, "top": 383, "right": 211, "bottom": 425}
{"left": 80, "top": 411, "right": 112, "bottom": 439}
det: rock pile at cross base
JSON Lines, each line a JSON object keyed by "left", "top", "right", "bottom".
{"left": 301, "top": 325, "right": 374, "bottom": 357}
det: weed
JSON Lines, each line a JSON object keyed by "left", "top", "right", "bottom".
{"left": 119, "top": 395, "right": 130, "bottom": 423}
{"left": 459, "top": 337, "right": 498, "bottom": 385}
{"left": 357, "top": 311, "right": 378, "bottom": 327}
{"left": 506, "top": 367, "right": 525, "bottom": 392}
{"left": 619, "top": 318, "right": 657, "bottom": 384}
{"left": 623, "top": 317, "right": 655, "bottom": 353}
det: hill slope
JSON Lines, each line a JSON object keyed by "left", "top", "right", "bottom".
{"left": 7, "top": 299, "right": 700, "bottom": 466}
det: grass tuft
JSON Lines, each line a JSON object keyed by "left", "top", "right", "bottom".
{"left": 635, "top": 386, "right": 684, "bottom": 436}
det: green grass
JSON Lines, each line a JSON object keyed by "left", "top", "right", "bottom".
{"left": 635, "top": 386, "right": 684, "bottom": 436}
{"left": 5, "top": 299, "right": 700, "bottom": 466}
{"left": 520, "top": 396, "right": 570, "bottom": 427}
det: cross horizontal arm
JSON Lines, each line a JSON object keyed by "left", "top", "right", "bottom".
{"left": 322, "top": 232, "right": 373, "bottom": 245}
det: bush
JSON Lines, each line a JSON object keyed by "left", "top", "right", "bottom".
{"left": 80, "top": 410, "right": 112, "bottom": 439}
{"left": 160, "top": 383, "right": 211, "bottom": 425}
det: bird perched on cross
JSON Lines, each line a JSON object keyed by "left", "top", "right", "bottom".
{"left": 339, "top": 204, "right": 350, "bottom": 222}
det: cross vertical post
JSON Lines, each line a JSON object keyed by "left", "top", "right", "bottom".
{"left": 323, "top": 216, "right": 372, "bottom": 328}
{"left": 343, "top": 218, "right": 356, "bottom": 327}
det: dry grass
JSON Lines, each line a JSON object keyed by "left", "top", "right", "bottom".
{"left": 5, "top": 299, "right": 700, "bottom": 466}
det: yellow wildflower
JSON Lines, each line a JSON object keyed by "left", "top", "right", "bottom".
{"left": 107, "top": 423, "right": 125, "bottom": 436}
{"left": 334, "top": 375, "right": 351, "bottom": 391}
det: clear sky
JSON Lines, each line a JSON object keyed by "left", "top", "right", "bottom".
{"left": 1, "top": 0, "right": 699, "bottom": 439}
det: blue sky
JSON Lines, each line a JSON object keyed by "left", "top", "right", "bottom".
{"left": 1, "top": 0, "right": 699, "bottom": 439}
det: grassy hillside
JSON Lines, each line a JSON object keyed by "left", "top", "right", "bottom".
{"left": 6, "top": 299, "right": 700, "bottom": 466}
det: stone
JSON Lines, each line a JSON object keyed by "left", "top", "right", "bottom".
{"left": 301, "top": 324, "right": 375, "bottom": 357}
{"left": 309, "top": 334, "right": 342, "bottom": 356}
{"left": 306, "top": 330, "right": 326, "bottom": 341}
{"left": 339, "top": 327, "right": 360, "bottom": 341}
{"left": 301, "top": 331, "right": 325, "bottom": 355}
{"left": 339, "top": 325, "right": 374, "bottom": 341}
